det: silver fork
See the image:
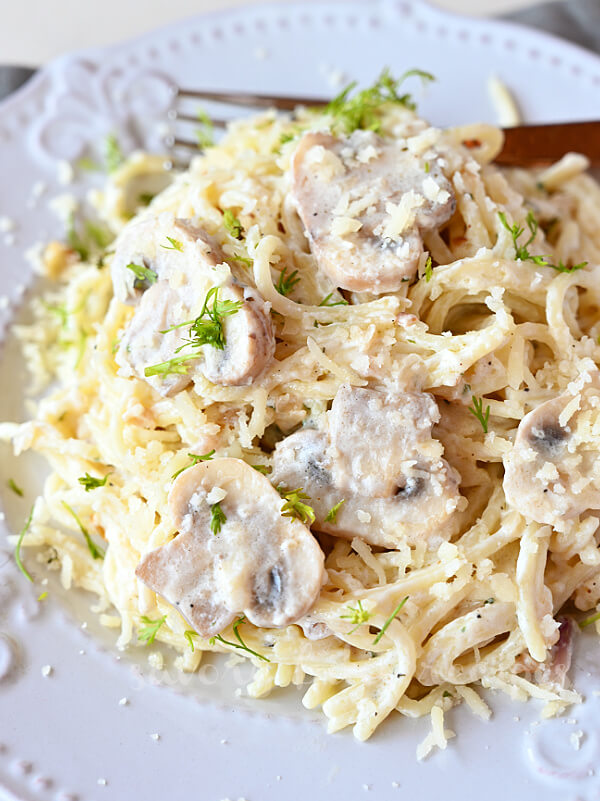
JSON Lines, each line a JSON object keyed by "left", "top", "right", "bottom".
{"left": 169, "top": 86, "right": 600, "bottom": 167}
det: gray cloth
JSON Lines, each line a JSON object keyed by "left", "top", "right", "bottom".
{"left": 503, "top": 0, "right": 600, "bottom": 53}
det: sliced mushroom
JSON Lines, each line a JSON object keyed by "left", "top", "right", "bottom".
{"left": 111, "top": 213, "right": 275, "bottom": 394}
{"left": 135, "top": 458, "right": 325, "bottom": 638}
{"left": 503, "top": 382, "right": 600, "bottom": 529}
{"left": 110, "top": 213, "right": 226, "bottom": 305}
{"left": 271, "top": 384, "right": 462, "bottom": 550}
{"left": 291, "top": 130, "right": 455, "bottom": 293}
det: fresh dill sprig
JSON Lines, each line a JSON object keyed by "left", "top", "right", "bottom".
{"left": 184, "top": 630, "right": 199, "bottom": 651}
{"left": 104, "top": 133, "right": 124, "bottom": 172}
{"left": 171, "top": 450, "right": 215, "bottom": 480}
{"left": 161, "top": 236, "right": 184, "bottom": 252}
{"left": 424, "top": 255, "right": 433, "bottom": 282}
{"left": 579, "top": 610, "right": 600, "bottom": 629}
{"left": 8, "top": 478, "right": 23, "bottom": 497}
{"left": 61, "top": 501, "right": 106, "bottom": 560}
{"left": 210, "top": 502, "right": 227, "bottom": 536}
{"left": 372, "top": 596, "right": 409, "bottom": 645}
{"left": 196, "top": 108, "right": 215, "bottom": 149}
{"left": 323, "top": 67, "right": 435, "bottom": 135}
{"left": 78, "top": 473, "right": 111, "bottom": 491}
{"left": 318, "top": 292, "right": 348, "bottom": 307}
{"left": 209, "top": 615, "right": 270, "bottom": 662}
{"left": 325, "top": 499, "right": 345, "bottom": 523}
{"left": 126, "top": 262, "right": 158, "bottom": 290}
{"left": 278, "top": 487, "right": 316, "bottom": 525}
{"left": 468, "top": 395, "right": 490, "bottom": 434}
{"left": 138, "top": 615, "right": 167, "bottom": 645}
{"left": 340, "top": 599, "right": 372, "bottom": 633}
{"left": 276, "top": 267, "right": 301, "bottom": 297}
{"left": 251, "top": 464, "right": 272, "bottom": 475}
{"left": 14, "top": 505, "right": 35, "bottom": 582}
{"left": 223, "top": 209, "right": 244, "bottom": 240}
{"left": 144, "top": 352, "right": 199, "bottom": 377}
{"left": 549, "top": 259, "right": 588, "bottom": 274}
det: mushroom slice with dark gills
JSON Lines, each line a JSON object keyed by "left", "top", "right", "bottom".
{"left": 271, "top": 385, "right": 463, "bottom": 550}
{"left": 291, "top": 130, "right": 455, "bottom": 293}
{"left": 504, "top": 381, "right": 600, "bottom": 530}
{"left": 135, "top": 459, "right": 326, "bottom": 638}
{"left": 111, "top": 213, "right": 275, "bottom": 396}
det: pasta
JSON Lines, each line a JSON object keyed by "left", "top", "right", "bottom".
{"left": 3, "top": 72, "right": 600, "bottom": 749}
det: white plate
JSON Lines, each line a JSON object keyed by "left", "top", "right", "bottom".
{"left": 2, "top": 2, "right": 600, "bottom": 800}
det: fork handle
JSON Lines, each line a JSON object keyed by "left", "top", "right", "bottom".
{"left": 496, "top": 121, "right": 600, "bottom": 166}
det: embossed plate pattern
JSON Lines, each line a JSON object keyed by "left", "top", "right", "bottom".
{"left": 1, "top": 2, "right": 600, "bottom": 800}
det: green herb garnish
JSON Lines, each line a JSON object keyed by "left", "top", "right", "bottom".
{"left": 251, "top": 464, "right": 272, "bottom": 475}
{"left": 196, "top": 108, "right": 215, "bottom": 149}
{"left": 278, "top": 487, "right": 315, "bottom": 525}
{"left": 276, "top": 266, "right": 300, "bottom": 297}
{"left": 161, "top": 236, "right": 184, "bottom": 252}
{"left": 223, "top": 209, "right": 244, "bottom": 240}
{"left": 318, "top": 292, "right": 348, "bottom": 307}
{"left": 61, "top": 501, "right": 105, "bottom": 560}
{"left": 8, "top": 478, "right": 23, "bottom": 497}
{"left": 209, "top": 615, "right": 270, "bottom": 662}
{"left": 323, "top": 67, "right": 434, "bottom": 135}
{"left": 373, "top": 596, "right": 409, "bottom": 645}
{"left": 138, "top": 615, "right": 167, "bottom": 645}
{"left": 340, "top": 599, "right": 372, "bottom": 633}
{"left": 468, "top": 395, "right": 490, "bottom": 434}
{"left": 171, "top": 450, "right": 215, "bottom": 480}
{"left": 424, "top": 255, "right": 433, "bottom": 282}
{"left": 579, "top": 610, "right": 600, "bottom": 629}
{"left": 498, "top": 210, "right": 550, "bottom": 266}
{"left": 14, "top": 505, "right": 35, "bottom": 582}
{"left": 104, "top": 134, "right": 124, "bottom": 173}
{"left": 210, "top": 502, "right": 226, "bottom": 536}
{"left": 184, "top": 630, "right": 198, "bottom": 651}
{"left": 126, "top": 262, "right": 158, "bottom": 290}
{"left": 78, "top": 473, "right": 111, "bottom": 491}
{"left": 325, "top": 499, "right": 345, "bottom": 523}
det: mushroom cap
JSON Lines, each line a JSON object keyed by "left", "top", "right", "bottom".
{"left": 135, "top": 458, "right": 325, "bottom": 637}
{"left": 291, "top": 130, "right": 456, "bottom": 293}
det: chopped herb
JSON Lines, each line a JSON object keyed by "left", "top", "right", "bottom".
{"left": 78, "top": 472, "right": 111, "bottom": 491}
{"left": 37, "top": 591, "right": 48, "bottom": 602}
{"left": 340, "top": 599, "right": 372, "bottom": 633}
{"left": 468, "top": 395, "right": 490, "bottom": 434}
{"left": 14, "top": 505, "right": 35, "bottom": 582}
{"left": 251, "top": 464, "right": 272, "bottom": 475}
{"left": 424, "top": 255, "right": 433, "bottom": 282}
{"left": 104, "top": 133, "right": 124, "bottom": 173}
{"left": 424, "top": 161, "right": 430, "bottom": 173}
{"left": 210, "top": 502, "right": 226, "bottom": 536}
{"left": 171, "top": 450, "right": 215, "bottom": 480}
{"left": 223, "top": 209, "right": 244, "bottom": 240}
{"left": 280, "top": 132, "right": 295, "bottom": 145}
{"left": 323, "top": 67, "right": 435, "bottom": 135}
{"left": 85, "top": 221, "right": 113, "bottom": 249}
{"left": 231, "top": 253, "right": 253, "bottom": 268}
{"left": 144, "top": 352, "right": 199, "bottom": 377}
{"left": 549, "top": 260, "right": 588, "bottom": 274}
{"left": 138, "top": 614, "right": 167, "bottom": 645}
{"left": 184, "top": 630, "right": 198, "bottom": 651}
{"left": 138, "top": 192, "right": 155, "bottom": 207}
{"left": 61, "top": 501, "right": 105, "bottom": 560}
{"left": 276, "top": 266, "right": 300, "bottom": 297}
{"left": 8, "top": 478, "right": 23, "bottom": 497}
{"left": 579, "top": 610, "right": 600, "bottom": 629}
{"left": 126, "top": 262, "right": 158, "bottom": 290}
{"left": 442, "top": 690, "right": 452, "bottom": 698}
{"left": 319, "top": 292, "right": 348, "bottom": 307}
{"left": 209, "top": 614, "right": 270, "bottom": 662}
{"left": 67, "top": 213, "right": 89, "bottom": 261}
{"left": 44, "top": 301, "right": 70, "bottom": 328}
{"left": 325, "top": 499, "right": 345, "bottom": 523}
{"left": 498, "top": 210, "right": 552, "bottom": 266}
{"left": 196, "top": 108, "right": 215, "bottom": 149}
{"left": 278, "top": 487, "right": 315, "bottom": 525}
{"left": 161, "top": 236, "right": 184, "bottom": 252}
{"left": 373, "top": 596, "right": 409, "bottom": 645}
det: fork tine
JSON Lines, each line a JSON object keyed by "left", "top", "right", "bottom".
{"left": 176, "top": 88, "right": 328, "bottom": 111}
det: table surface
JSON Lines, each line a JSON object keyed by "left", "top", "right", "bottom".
{"left": 1, "top": 0, "right": 548, "bottom": 66}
